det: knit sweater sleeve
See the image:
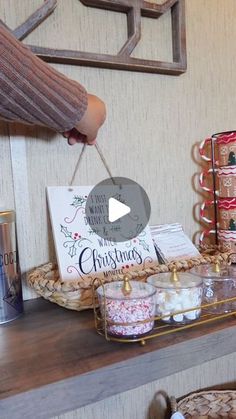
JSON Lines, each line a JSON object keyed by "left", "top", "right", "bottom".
{"left": 0, "top": 23, "right": 88, "bottom": 132}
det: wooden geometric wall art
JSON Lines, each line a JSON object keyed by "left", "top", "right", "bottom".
{"left": 12, "top": 0, "right": 58, "bottom": 41}
{"left": 8, "top": 0, "right": 187, "bottom": 75}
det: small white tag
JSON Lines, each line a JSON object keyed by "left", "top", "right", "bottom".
{"left": 151, "top": 223, "right": 200, "bottom": 263}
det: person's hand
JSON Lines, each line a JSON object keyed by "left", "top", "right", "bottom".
{"left": 63, "top": 94, "right": 106, "bottom": 145}
{"left": 63, "top": 128, "right": 94, "bottom": 145}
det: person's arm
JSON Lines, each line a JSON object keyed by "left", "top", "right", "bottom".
{"left": 0, "top": 23, "right": 106, "bottom": 143}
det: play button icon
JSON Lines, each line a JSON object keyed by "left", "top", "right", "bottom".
{"left": 108, "top": 197, "right": 131, "bottom": 222}
{"left": 85, "top": 177, "right": 151, "bottom": 242}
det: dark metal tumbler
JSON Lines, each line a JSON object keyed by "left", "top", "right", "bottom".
{"left": 0, "top": 210, "right": 23, "bottom": 324}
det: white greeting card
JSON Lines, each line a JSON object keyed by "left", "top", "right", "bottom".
{"left": 47, "top": 186, "right": 157, "bottom": 282}
{"left": 151, "top": 223, "right": 200, "bottom": 263}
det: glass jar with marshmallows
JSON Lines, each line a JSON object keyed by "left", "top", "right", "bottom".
{"left": 147, "top": 270, "right": 203, "bottom": 324}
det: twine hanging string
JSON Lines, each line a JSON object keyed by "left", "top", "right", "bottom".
{"left": 95, "top": 143, "right": 115, "bottom": 183}
{"left": 69, "top": 143, "right": 86, "bottom": 187}
{"left": 69, "top": 143, "right": 115, "bottom": 187}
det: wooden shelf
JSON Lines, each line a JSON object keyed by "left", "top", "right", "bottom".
{"left": 0, "top": 298, "right": 235, "bottom": 419}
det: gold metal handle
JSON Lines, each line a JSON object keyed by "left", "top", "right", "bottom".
{"left": 213, "top": 261, "right": 220, "bottom": 273}
{"left": 170, "top": 268, "right": 179, "bottom": 283}
{"left": 122, "top": 275, "right": 132, "bottom": 296}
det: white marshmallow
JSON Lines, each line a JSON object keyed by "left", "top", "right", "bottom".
{"left": 185, "top": 310, "right": 199, "bottom": 320}
{"left": 173, "top": 313, "right": 184, "bottom": 322}
{"left": 156, "top": 287, "right": 202, "bottom": 324}
{"left": 162, "top": 315, "right": 171, "bottom": 321}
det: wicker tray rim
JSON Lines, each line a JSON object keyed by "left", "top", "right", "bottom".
{"left": 27, "top": 251, "right": 232, "bottom": 311}
{"left": 177, "top": 389, "right": 236, "bottom": 417}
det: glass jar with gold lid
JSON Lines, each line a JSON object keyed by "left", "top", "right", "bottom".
{"left": 190, "top": 261, "right": 236, "bottom": 314}
{"left": 147, "top": 270, "right": 203, "bottom": 324}
{"left": 96, "top": 276, "right": 156, "bottom": 338}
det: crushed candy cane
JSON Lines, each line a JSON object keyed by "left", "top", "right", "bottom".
{"left": 97, "top": 281, "right": 156, "bottom": 337}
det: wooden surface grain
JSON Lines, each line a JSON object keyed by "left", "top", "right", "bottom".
{"left": 0, "top": 298, "right": 235, "bottom": 418}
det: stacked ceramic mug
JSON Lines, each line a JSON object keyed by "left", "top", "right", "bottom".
{"left": 199, "top": 131, "right": 236, "bottom": 251}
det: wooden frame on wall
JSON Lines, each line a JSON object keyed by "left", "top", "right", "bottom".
{"left": 7, "top": 0, "right": 187, "bottom": 75}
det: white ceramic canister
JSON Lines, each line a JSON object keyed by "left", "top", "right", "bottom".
{"left": 96, "top": 278, "right": 156, "bottom": 338}
{"left": 147, "top": 271, "right": 203, "bottom": 324}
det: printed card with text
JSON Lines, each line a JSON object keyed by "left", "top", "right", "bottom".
{"left": 47, "top": 186, "right": 157, "bottom": 281}
{"left": 151, "top": 223, "right": 200, "bottom": 263}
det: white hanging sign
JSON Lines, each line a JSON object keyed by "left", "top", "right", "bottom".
{"left": 47, "top": 186, "right": 157, "bottom": 282}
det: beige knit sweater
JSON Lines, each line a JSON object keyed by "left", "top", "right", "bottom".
{"left": 0, "top": 22, "right": 88, "bottom": 132}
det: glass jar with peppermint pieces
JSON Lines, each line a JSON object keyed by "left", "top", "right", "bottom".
{"left": 96, "top": 276, "right": 156, "bottom": 338}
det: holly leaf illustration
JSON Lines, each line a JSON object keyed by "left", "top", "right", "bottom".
{"left": 60, "top": 225, "right": 72, "bottom": 238}
{"left": 71, "top": 195, "right": 86, "bottom": 208}
{"left": 68, "top": 244, "right": 77, "bottom": 258}
{"left": 139, "top": 239, "right": 149, "bottom": 252}
{"left": 136, "top": 223, "right": 144, "bottom": 235}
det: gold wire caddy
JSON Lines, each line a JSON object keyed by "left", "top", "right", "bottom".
{"left": 92, "top": 275, "right": 236, "bottom": 346}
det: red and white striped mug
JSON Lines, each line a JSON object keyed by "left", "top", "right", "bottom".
{"left": 218, "top": 198, "right": 236, "bottom": 230}
{"left": 200, "top": 200, "right": 215, "bottom": 225}
{"left": 199, "top": 168, "right": 218, "bottom": 195}
{"left": 199, "top": 131, "right": 236, "bottom": 166}
{"left": 218, "top": 230, "right": 236, "bottom": 252}
{"left": 218, "top": 166, "right": 236, "bottom": 197}
{"left": 199, "top": 228, "right": 217, "bottom": 246}
{"left": 200, "top": 198, "right": 236, "bottom": 229}
{"left": 200, "top": 229, "right": 236, "bottom": 251}
{"left": 199, "top": 166, "right": 236, "bottom": 197}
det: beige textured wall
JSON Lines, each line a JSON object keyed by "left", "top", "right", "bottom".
{"left": 0, "top": 0, "right": 236, "bottom": 299}
{"left": 55, "top": 352, "right": 236, "bottom": 419}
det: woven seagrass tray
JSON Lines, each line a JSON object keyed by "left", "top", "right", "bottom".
{"left": 27, "top": 250, "right": 231, "bottom": 311}
{"left": 176, "top": 390, "right": 236, "bottom": 418}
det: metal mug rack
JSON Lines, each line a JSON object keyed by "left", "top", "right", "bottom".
{"left": 209, "top": 135, "right": 218, "bottom": 245}
{"left": 203, "top": 131, "right": 236, "bottom": 246}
